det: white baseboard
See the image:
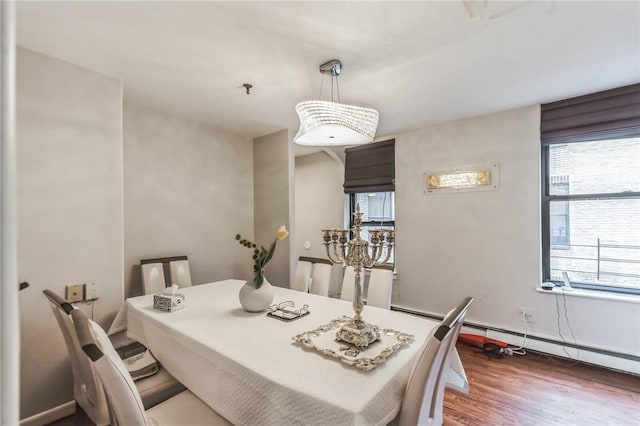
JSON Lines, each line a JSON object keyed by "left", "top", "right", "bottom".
{"left": 20, "top": 401, "right": 75, "bottom": 426}
{"left": 463, "top": 326, "right": 640, "bottom": 375}
{"left": 394, "top": 305, "right": 639, "bottom": 375}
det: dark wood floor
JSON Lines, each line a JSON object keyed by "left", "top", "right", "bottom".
{"left": 445, "top": 343, "right": 640, "bottom": 426}
{"left": 49, "top": 342, "right": 640, "bottom": 426}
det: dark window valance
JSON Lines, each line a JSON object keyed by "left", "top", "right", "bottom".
{"left": 343, "top": 139, "right": 395, "bottom": 194}
{"left": 541, "top": 83, "right": 640, "bottom": 145}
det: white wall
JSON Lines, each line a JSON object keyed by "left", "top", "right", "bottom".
{"left": 395, "top": 105, "right": 640, "bottom": 365}
{"left": 294, "top": 151, "right": 344, "bottom": 294}
{"left": 294, "top": 152, "right": 344, "bottom": 258}
{"left": 17, "top": 48, "right": 123, "bottom": 419}
{"left": 253, "top": 130, "right": 293, "bottom": 287}
{"left": 123, "top": 103, "right": 254, "bottom": 296}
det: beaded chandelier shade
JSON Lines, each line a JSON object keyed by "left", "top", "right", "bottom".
{"left": 294, "top": 60, "right": 379, "bottom": 146}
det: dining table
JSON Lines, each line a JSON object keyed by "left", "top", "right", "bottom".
{"left": 126, "top": 279, "right": 468, "bottom": 426}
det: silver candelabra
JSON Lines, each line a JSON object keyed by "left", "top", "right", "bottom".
{"left": 322, "top": 205, "right": 395, "bottom": 348}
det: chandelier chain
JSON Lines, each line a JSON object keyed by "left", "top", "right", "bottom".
{"left": 331, "top": 75, "right": 334, "bottom": 102}
{"left": 317, "top": 62, "right": 341, "bottom": 103}
{"left": 319, "top": 73, "right": 325, "bottom": 99}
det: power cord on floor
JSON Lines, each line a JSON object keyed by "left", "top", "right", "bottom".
{"left": 504, "top": 311, "right": 528, "bottom": 356}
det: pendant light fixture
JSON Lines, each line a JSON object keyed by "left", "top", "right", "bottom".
{"left": 294, "top": 59, "right": 379, "bottom": 146}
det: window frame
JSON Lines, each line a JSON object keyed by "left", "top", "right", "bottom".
{"left": 541, "top": 143, "right": 640, "bottom": 295}
{"left": 540, "top": 83, "right": 640, "bottom": 295}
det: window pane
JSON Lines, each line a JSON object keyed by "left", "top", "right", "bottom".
{"left": 550, "top": 200, "right": 570, "bottom": 246}
{"left": 549, "top": 198, "right": 640, "bottom": 290}
{"left": 360, "top": 225, "right": 395, "bottom": 264}
{"left": 548, "top": 138, "right": 640, "bottom": 195}
{"left": 353, "top": 192, "right": 395, "bottom": 222}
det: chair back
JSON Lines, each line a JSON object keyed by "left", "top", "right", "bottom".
{"left": 340, "top": 266, "right": 364, "bottom": 302}
{"left": 141, "top": 255, "right": 192, "bottom": 294}
{"left": 366, "top": 267, "right": 393, "bottom": 309}
{"left": 399, "top": 296, "right": 473, "bottom": 426}
{"left": 399, "top": 324, "right": 454, "bottom": 426}
{"left": 72, "top": 309, "right": 150, "bottom": 426}
{"left": 291, "top": 260, "right": 312, "bottom": 292}
{"left": 429, "top": 297, "right": 473, "bottom": 424}
{"left": 309, "top": 263, "right": 332, "bottom": 296}
{"left": 43, "top": 290, "right": 110, "bottom": 425}
{"left": 141, "top": 263, "right": 165, "bottom": 295}
{"left": 169, "top": 259, "right": 192, "bottom": 287}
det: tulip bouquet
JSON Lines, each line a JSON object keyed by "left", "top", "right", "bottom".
{"left": 235, "top": 225, "right": 289, "bottom": 289}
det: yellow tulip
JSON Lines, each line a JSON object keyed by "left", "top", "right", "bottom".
{"left": 276, "top": 225, "right": 289, "bottom": 240}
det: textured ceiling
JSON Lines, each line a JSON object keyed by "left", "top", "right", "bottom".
{"left": 16, "top": 1, "right": 640, "bottom": 142}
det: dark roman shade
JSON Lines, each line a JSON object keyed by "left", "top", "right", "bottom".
{"left": 343, "top": 139, "right": 395, "bottom": 194}
{"left": 541, "top": 83, "right": 640, "bottom": 145}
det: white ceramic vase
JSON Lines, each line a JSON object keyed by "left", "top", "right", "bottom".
{"left": 239, "top": 277, "right": 274, "bottom": 312}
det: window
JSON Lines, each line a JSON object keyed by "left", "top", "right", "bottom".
{"left": 344, "top": 139, "right": 395, "bottom": 265}
{"left": 541, "top": 84, "right": 640, "bottom": 294}
{"left": 350, "top": 192, "right": 395, "bottom": 264}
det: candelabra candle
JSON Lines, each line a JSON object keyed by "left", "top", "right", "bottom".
{"left": 321, "top": 205, "right": 395, "bottom": 348}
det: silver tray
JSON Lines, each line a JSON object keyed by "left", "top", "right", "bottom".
{"left": 267, "top": 301, "right": 310, "bottom": 322}
{"left": 292, "top": 316, "right": 414, "bottom": 371}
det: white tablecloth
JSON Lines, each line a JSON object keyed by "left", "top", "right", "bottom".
{"left": 127, "top": 279, "right": 467, "bottom": 426}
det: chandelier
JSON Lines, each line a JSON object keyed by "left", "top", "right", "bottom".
{"left": 294, "top": 59, "right": 379, "bottom": 146}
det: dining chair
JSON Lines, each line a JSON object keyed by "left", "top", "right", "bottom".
{"left": 340, "top": 266, "right": 364, "bottom": 302}
{"left": 43, "top": 290, "right": 186, "bottom": 424}
{"left": 43, "top": 289, "right": 108, "bottom": 425}
{"left": 72, "top": 309, "right": 232, "bottom": 426}
{"left": 429, "top": 297, "right": 473, "bottom": 425}
{"left": 169, "top": 259, "right": 192, "bottom": 287}
{"left": 291, "top": 259, "right": 312, "bottom": 292}
{"left": 309, "top": 262, "right": 332, "bottom": 296}
{"left": 141, "top": 262, "right": 166, "bottom": 295}
{"left": 398, "top": 296, "right": 473, "bottom": 426}
{"left": 366, "top": 266, "right": 394, "bottom": 309}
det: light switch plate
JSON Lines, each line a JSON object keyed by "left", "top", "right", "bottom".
{"left": 85, "top": 282, "right": 99, "bottom": 301}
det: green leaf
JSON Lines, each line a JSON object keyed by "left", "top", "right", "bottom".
{"left": 263, "top": 240, "right": 277, "bottom": 265}
{"left": 253, "top": 270, "right": 264, "bottom": 289}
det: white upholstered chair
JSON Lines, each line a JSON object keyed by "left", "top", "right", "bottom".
{"left": 340, "top": 266, "right": 364, "bottom": 302}
{"left": 309, "top": 262, "right": 332, "bottom": 297}
{"left": 43, "top": 290, "right": 185, "bottom": 425}
{"left": 398, "top": 297, "right": 473, "bottom": 426}
{"left": 291, "top": 260, "right": 313, "bottom": 293}
{"left": 141, "top": 262, "right": 165, "bottom": 295}
{"left": 72, "top": 309, "right": 231, "bottom": 426}
{"left": 169, "top": 259, "right": 192, "bottom": 287}
{"left": 366, "top": 267, "right": 394, "bottom": 309}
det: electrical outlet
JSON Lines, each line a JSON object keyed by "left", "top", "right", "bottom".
{"left": 65, "top": 284, "right": 84, "bottom": 303}
{"left": 519, "top": 307, "right": 536, "bottom": 323}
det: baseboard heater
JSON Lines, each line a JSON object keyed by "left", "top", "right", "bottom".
{"left": 390, "top": 305, "right": 640, "bottom": 364}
